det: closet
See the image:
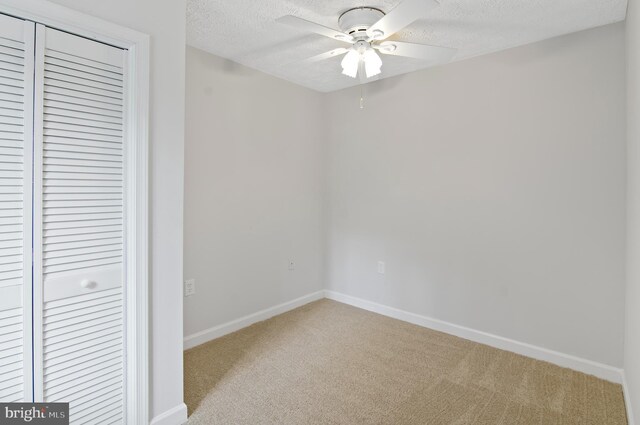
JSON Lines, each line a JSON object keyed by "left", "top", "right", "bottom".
{"left": 0, "top": 12, "right": 127, "bottom": 424}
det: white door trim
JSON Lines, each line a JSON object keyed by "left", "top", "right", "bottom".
{"left": 0, "top": 1, "right": 150, "bottom": 423}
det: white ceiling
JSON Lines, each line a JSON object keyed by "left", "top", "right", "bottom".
{"left": 187, "top": 0, "right": 627, "bottom": 92}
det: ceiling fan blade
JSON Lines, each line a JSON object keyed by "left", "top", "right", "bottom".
{"left": 366, "top": 0, "right": 439, "bottom": 40}
{"left": 277, "top": 15, "right": 354, "bottom": 43}
{"left": 306, "top": 48, "right": 349, "bottom": 63}
{"left": 377, "top": 41, "right": 457, "bottom": 62}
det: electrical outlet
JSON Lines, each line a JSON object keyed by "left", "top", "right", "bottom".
{"left": 288, "top": 260, "right": 295, "bottom": 271}
{"left": 184, "top": 279, "right": 196, "bottom": 297}
{"left": 377, "top": 261, "right": 385, "bottom": 274}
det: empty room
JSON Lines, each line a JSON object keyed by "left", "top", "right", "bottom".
{"left": 1, "top": 0, "right": 640, "bottom": 424}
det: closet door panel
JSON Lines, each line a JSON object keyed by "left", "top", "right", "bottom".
{"left": 34, "top": 25, "right": 125, "bottom": 423}
{"left": 0, "top": 13, "right": 34, "bottom": 403}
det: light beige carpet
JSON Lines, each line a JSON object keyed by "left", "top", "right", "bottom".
{"left": 184, "top": 299, "right": 627, "bottom": 424}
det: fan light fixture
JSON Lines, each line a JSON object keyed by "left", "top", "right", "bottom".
{"left": 340, "top": 42, "right": 382, "bottom": 79}
{"left": 363, "top": 49, "right": 382, "bottom": 78}
{"left": 341, "top": 50, "right": 360, "bottom": 78}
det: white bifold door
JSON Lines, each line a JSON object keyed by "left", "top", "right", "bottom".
{"left": 0, "top": 13, "right": 128, "bottom": 424}
{"left": 0, "top": 13, "right": 34, "bottom": 405}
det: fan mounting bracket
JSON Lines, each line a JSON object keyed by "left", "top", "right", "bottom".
{"left": 338, "top": 7, "right": 385, "bottom": 38}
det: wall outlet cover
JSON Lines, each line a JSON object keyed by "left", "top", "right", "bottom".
{"left": 377, "top": 261, "right": 385, "bottom": 274}
{"left": 184, "top": 279, "right": 196, "bottom": 297}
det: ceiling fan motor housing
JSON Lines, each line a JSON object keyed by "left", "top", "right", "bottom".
{"left": 338, "top": 7, "right": 385, "bottom": 37}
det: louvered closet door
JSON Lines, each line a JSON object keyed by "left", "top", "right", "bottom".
{"left": 0, "top": 14, "right": 34, "bottom": 403}
{"left": 33, "top": 25, "right": 126, "bottom": 424}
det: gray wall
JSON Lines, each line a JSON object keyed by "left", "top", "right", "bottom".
{"left": 626, "top": 0, "right": 640, "bottom": 421}
{"left": 184, "top": 23, "right": 626, "bottom": 369}
{"left": 324, "top": 23, "right": 626, "bottom": 367}
{"left": 183, "top": 47, "right": 326, "bottom": 337}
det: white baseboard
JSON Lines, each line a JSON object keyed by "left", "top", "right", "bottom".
{"left": 324, "top": 290, "right": 624, "bottom": 384}
{"left": 183, "top": 291, "right": 325, "bottom": 350}
{"left": 150, "top": 403, "right": 188, "bottom": 425}
{"left": 623, "top": 372, "right": 636, "bottom": 425}
{"left": 182, "top": 288, "right": 623, "bottom": 385}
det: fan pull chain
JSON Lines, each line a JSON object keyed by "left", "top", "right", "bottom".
{"left": 360, "top": 85, "right": 365, "bottom": 109}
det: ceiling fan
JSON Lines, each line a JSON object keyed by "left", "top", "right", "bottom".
{"left": 276, "top": 0, "right": 457, "bottom": 82}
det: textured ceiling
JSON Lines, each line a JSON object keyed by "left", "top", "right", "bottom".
{"left": 187, "top": 0, "right": 627, "bottom": 92}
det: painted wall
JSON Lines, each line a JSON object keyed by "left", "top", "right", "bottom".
{"left": 324, "top": 23, "right": 626, "bottom": 367}
{"left": 183, "top": 47, "right": 326, "bottom": 338}
{"left": 44, "top": 0, "right": 187, "bottom": 423}
{"left": 626, "top": 0, "right": 640, "bottom": 421}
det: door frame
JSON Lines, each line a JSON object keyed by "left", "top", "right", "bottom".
{"left": 0, "top": 1, "right": 150, "bottom": 423}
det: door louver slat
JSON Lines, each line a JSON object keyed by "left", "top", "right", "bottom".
{"left": 68, "top": 384, "right": 121, "bottom": 411}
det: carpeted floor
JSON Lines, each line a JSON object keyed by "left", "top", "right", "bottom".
{"left": 184, "top": 299, "right": 627, "bottom": 424}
